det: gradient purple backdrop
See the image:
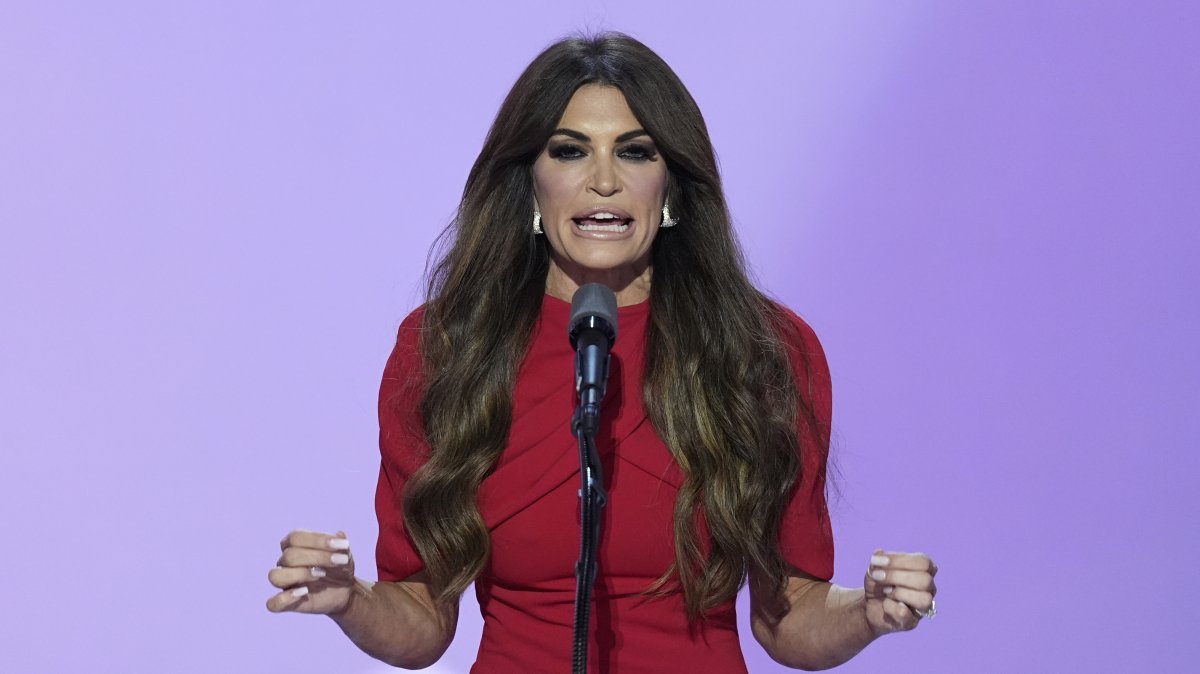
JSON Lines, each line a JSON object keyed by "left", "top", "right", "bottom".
{"left": 2, "top": 2, "right": 1196, "bottom": 672}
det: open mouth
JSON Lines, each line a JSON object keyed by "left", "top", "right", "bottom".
{"left": 572, "top": 213, "right": 632, "bottom": 232}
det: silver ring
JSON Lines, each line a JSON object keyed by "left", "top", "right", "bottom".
{"left": 919, "top": 598, "right": 937, "bottom": 620}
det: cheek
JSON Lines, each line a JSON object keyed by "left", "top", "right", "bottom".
{"left": 623, "top": 167, "right": 668, "bottom": 205}
{"left": 533, "top": 165, "right": 585, "bottom": 210}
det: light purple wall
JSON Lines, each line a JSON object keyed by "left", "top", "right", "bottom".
{"left": 3, "top": 2, "right": 1195, "bottom": 671}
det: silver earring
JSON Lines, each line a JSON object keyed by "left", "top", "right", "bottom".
{"left": 661, "top": 203, "right": 678, "bottom": 228}
{"left": 533, "top": 210, "right": 543, "bottom": 234}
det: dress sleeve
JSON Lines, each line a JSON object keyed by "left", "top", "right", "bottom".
{"left": 374, "top": 307, "right": 429, "bottom": 582}
{"left": 776, "top": 308, "right": 835, "bottom": 581}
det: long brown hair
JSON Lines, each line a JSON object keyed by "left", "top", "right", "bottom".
{"left": 402, "top": 32, "right": 827, "bottom": 619}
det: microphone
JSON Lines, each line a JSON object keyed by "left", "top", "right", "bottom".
{"left": 567, "top": 284, "right": 616, "bottom": 671}
{"left": 568, "top": 284, "right": 618, "bottom": 432}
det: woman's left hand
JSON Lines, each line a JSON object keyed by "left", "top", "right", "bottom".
{"left": 863, "top": 548, "right": 938, "bottom": 636}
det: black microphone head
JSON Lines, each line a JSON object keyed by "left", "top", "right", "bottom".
{"left": 568, "top": 283, "right": 618, "bottom": 347}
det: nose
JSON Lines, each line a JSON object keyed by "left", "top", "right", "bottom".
{"left": 588, "top": 154, "right": 621, "bottom": 197}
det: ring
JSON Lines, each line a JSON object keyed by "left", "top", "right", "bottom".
{"left": 918, "top": 598, "right": 937, "bottom": 620}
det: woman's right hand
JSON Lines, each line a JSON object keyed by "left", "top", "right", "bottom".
{"left": 266, "top": 529, "right": 357, "bottom": 615}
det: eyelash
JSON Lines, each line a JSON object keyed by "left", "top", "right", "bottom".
{"left": 548, "top": 143, "right": 658, "bottom": 162}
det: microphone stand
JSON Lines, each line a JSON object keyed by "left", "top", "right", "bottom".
{"left": 570, "top": 400, "right": 607, "bottom": 674}
{"left": 566, "top": 284, "right": 616, "bottom": 673}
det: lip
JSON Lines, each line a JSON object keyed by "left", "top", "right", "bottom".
{"left": 571, "top": 206, "right": 634, "bottom": 220}
{"left": 570, "top": 206, "right": 636, "bottom": 241}
{"left": 571, "top": 220, "right": 636, "bottom": 241}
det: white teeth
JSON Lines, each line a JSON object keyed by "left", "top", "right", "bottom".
{"left": 577, "top": 222, "right": 629, "bottom": 232}
{"left": 585, "top": 212, "right": 619, "bottom": 220}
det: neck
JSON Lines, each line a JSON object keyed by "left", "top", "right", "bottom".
{"left": 545, "top": 257, "right": 651, "bottom": 307}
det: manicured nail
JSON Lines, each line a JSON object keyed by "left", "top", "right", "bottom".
{"left": 871, "top": 569, "right": 887, "bottom": 581}
{"left": 870, "top": 555, "right": 889, "bottom": 567}
{"left": 310, "top": 567, "right": 326, "bottom": 578}
{"left": 328, "top": 538, "right": 350, "bottom": 550}
{"left": 883, "top": 585, "right": 894, "bottom": 595}
{"left": 291, "top": 586, "right": 309, "bottom": 598}
{"left": 330, "top": 553, "right": 350, "bottom": 565}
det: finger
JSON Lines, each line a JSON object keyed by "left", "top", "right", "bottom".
{"left": 276, "top": 547, "right": 354, "bottom": 570}
{"left": 871, "top": 551, "right": 936, "bottom": 574}
{"left": 267, "top": 565, "right": 329, "bottom": 589}
{"left": 863, "top": 566, "right": 889, "bottom": 596}
{"left": 866, "top": 578, "right": 891, "bottom": 598}
{"left": 265, "top": 585, "right": 312, "bottom": 613}
{"left": 869, "top": 568, "right": 936, "bottom": 594}
{"left": 279, "top": 529, "right": 351, "bottom": 553}
{"left": 883, "top": 597, "right": 919, "bottom": 630}
{"left": 881, "top": 585, "right": 933, "bottom": 614}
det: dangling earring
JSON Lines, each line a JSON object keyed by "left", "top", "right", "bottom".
{"left": 661, "top": 203, "right": 678, "bottom": 228}
{"left": 533, "top": 210, "right": 543, "bottom": 234}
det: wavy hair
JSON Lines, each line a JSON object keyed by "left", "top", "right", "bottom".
{"left": 402, "top": 32, "right": 827, "bottom": 619}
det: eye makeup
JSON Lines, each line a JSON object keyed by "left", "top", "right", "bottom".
{"left": 545, "top": 141, "right": 659, "bottom": 162}
{"left": 617, "top": 143, "right": 658, "bottom": 161}
{"left": 548, "top": 143, "right": 586, "bottom": 160}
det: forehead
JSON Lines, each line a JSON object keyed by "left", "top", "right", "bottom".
{"left": 556, "top": 84, "right": 642, "bottom": 136}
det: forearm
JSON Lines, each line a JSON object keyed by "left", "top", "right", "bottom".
{"left": 327, "top": 578, "right": 455, "bottom": 669}
{"left": 753, "top": 582, "right": 877, "bottom": 670}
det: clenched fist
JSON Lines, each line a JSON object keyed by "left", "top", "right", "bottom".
{"left": 862, "top": 548, "right": 938, "bottom": 636}
{"left": 266, "top": 529, "right": 358, "bottom": 615}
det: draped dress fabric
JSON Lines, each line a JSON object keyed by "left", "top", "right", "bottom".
{"left": 374, "top": 294, "right": 834, "bottom": 673}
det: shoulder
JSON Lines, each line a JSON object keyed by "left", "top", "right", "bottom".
{"left": 765, "top": 300, "right": 832, "bottom": 424}
{"left": 380, "top": 304, "right": 429, "bottom": 417}
{"left": 384, "top": 305, "right": 428, "bottom": 375}
{"left": 766, "top": 301, "right": 828, "bottom": 372}
{"left": 396, "top": 304, "right": 428, "bottom": 349}
{"left": 379, "top": 305, "right": 431, "bottom": 464}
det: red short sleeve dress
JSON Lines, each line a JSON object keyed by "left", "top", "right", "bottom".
{"left": 374, "top": 295, "right": 834, "bottom": 673}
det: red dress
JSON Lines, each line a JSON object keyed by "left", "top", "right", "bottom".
{"left": 374, "top": 294, "right": 834, "bottom": 673}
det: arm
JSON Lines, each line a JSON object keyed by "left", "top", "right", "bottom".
{"left": 266, "top": 530, "right": 457, "bottom": 670}
{"left": 329, "top": 573, "right": 458, "bottom": 669}
{"left": 751, "top": 551, "right": 938, "bottom": 671}
{"left": 750, "top": 571, "right": 875, "bottom": 671}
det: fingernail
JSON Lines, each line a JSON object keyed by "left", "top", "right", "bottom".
{"left": 291, "top": 586, "right": 309, "bottom": 598}
{"left": 330, "top": 553, "right": 350, "bottom": 565}
{"left": 870, "top": 555, "right": 889, "bottom": 567}
{"left": 883, "top": 585, "right": 894, "bottom": 594}
{"left": 310, "top": 567, "right": 326, "bottom": 578}
{"left": 871, "top": 569, "right": 887, "bottom": 581}
{"left": 328, "top": 538, "right": 350, "bottom": 550}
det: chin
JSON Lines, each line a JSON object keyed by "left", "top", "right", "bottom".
{"left": 567, "top": 249, "right": 643, "bottom": 274}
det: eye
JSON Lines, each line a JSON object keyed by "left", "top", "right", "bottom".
{"left": 618, "top": 143, "right": 658, "bottom": 161}
{"left": 548, "top": 143, "right": 586, "bottom": 161}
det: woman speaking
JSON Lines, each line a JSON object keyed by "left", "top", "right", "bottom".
{"left": 266, "top": 33, "right": 938, "bottom": 672}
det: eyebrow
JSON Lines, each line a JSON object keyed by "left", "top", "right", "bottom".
{"left": 551, "top": 127, "right": 651, "bottom": 143}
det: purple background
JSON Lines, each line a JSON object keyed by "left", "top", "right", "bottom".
{"left": 3, "top": 2, "right": 1196, "bottom": 672}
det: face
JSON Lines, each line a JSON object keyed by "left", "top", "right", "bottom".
{"left": 532, "top": 84, "right": 668, "bottom": 301}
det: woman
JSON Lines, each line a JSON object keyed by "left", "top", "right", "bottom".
{"left": 266, "top": 33, "right": 938, "bottom": 672}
